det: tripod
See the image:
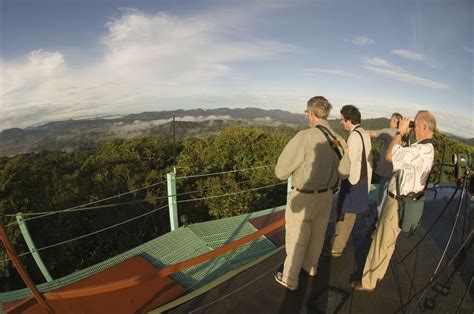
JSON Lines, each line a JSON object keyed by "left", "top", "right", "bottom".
{"left": 409, "top": 167, "right": 473, "bottom": 312}
{"left": 454, "top": 169, "right": 473, "bottom": 264}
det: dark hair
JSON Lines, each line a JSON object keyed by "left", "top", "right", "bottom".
{"left": 340, "top": 105, "right": 361, "bottom": 124}
{"left": 391, "top": 112, "right": 402, "bottom": 121}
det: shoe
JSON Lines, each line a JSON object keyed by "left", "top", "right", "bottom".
{"left": 303, "top": 266, "right": 317, "bottom": 277}
{"left": 350, "top": 281, "right": 375, "bottom": 293}
{"left": 321, "top": 248, "right": 343, "bottom": 257}
{"left": 274, "top": 272, "right": 297, "bottom": 291}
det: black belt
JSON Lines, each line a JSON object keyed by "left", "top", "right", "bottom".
{"left": 388, "top": 191, "right": 400, "bottom": 199}
{"left": 292, "top": 185, "right": 338, "bottom": 194}
{"left": 388, "top": 191, "right": 425, "bottom": 201}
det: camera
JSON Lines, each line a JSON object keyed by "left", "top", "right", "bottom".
{"left": 452, "top": 153, "right": 473, "bottom": 169}
{"left": 451, "top": 153, "right": 473, "bottom": 179}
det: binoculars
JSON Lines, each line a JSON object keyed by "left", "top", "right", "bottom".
{"left": 397, "top": 121, "right": 415, "bottom": 128}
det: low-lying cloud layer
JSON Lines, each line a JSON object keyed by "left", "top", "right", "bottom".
{"left": 108, "top": 115, "right": 274, "bottom": 138}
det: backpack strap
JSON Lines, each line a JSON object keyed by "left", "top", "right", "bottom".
{"left": 353, "top": 128, "right": 368, "bottom": 179}
{"left": 315, "top": 125, "right": 343, "bottom": 159}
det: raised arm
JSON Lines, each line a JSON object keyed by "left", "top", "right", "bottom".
{"left": 386, "top": 117, "right": 410, "bottom": 162}
{"left": 367, "top": 130, "right": 377, "bottom": 138}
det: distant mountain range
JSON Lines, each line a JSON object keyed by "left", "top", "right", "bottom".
{"left": 0, "top": 108, "right": 472, "bottom": 156}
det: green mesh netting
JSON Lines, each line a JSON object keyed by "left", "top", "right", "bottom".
{"left": 0, "top": 205, "right": 285, "bottom": 307}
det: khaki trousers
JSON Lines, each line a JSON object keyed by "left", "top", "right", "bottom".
{"left": 330, "top": 213, "right": 357, "bottom": 253}
{"left": 282, "top": 190, "right": 333, "bottom": 288}
{"left": 362, "top": 195, "right": 400, "bottom": 289}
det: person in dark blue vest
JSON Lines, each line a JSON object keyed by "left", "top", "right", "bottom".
{"left": 323, "top": 105, "right": 373, "bottom": 257}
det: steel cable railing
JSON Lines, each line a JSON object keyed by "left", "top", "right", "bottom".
{"left": 1, "top": 169, "right": 285, "bottom": 264}
{"left": 5, "top": 179, "right": 169, "bottom": 227}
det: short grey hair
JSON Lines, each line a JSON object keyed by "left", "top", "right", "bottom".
{"left": 307, "top": 96, "right": 332, "bottom": 119}
{"left": 416, "top": 110, "right": 436, "bottom": 132}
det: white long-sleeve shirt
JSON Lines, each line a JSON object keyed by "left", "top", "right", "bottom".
{"left": 347, "top": 125, "right": 373, "bottom": 190}
{"left": 388, "top": 141, "right": 434, "bottom": 196}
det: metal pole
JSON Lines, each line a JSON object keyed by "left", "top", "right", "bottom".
{"left": 173, "top": 114, "right": 176, "bottom": 174}
{"left": 0, "top": 219, "right": 54, "bottom": 313}
{"left": 167, "top": 172, "right": 179, "bottom": 231}
{"left": 16, "top": 213, "right": 53, "bottom": 282}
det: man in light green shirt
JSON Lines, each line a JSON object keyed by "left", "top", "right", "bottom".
{"left": 274, "top": 96, "right": 346, "bottom": 291}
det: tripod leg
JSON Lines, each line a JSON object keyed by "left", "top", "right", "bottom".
{"left": 455, "top": 274, "right": 473, "bottom": 314}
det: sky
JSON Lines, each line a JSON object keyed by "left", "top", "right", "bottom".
{"left": 1, "top": 0, "right": 473, "bottom": 137}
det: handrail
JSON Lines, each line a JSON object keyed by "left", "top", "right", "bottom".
{"left": 42, "top": 218, "right": 284, "bottom": 300}
{"left": 0, "top": 221, "right": 53, "bottom": 313}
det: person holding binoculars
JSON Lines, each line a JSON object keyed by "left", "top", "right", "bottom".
{"left": 352, "top": 111, "right": 436, "bottom": 292}
{"left": 366, "top": 112, "right": 403, "bottom": 229}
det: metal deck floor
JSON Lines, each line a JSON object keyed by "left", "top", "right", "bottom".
{"left": 166, "top": 187, "right": 474, "bottom": 313}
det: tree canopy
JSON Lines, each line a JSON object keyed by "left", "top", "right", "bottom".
{"left": 0, "top": 124, "right": 471, "bottom": 291}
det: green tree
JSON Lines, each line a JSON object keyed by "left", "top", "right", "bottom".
{"left": 176, "top": 125, "right": 290, "bottom": 219}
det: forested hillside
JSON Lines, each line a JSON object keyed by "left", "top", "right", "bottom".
{"left": 0, "top": 108, "right": 306, "bottom": 156}
{"left": 1, "top": 108, "right": 471, "bottom": 156}
{"left": 0, "top": 124, "right": 472, "bottom": 291}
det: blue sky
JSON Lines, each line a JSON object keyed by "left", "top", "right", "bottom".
{"left": 1, "top": 0, "right": 473, "bottom": 137}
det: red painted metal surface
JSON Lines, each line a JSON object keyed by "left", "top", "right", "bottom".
{"left": 3, "top": 217, "right": 285, "bottom": 312}
{"left": 249, "top": 211, "right": 285, "bottom": 246}
{"left": 4, "top": 255, "right": 186, "bottom": 314}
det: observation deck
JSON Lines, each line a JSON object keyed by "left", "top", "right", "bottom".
{"left": 0, "top": 177, "right": 473, "bottom": 313}
{"left": 165, "top": 186, "right": 474, "bottom": 313}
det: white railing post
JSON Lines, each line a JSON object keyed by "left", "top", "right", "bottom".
{"left": 167, "top": 172, "right": 179, "bottom": 231}
{"left": 15, "top": 213, "right": 53, "bottom": 282}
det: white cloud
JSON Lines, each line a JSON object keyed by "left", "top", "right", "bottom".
{"left": 109, "top": 119, "right": 173, "bottom": 138}
{"left": 344, "top": 36, "right": 375, "bottom": 46}
{"left": 361, "top": 57, "right": 448, "bottom": 89}
{"left": 178, "top": 115, "right": 232, "bottom": 122}
{"left": 300, "top": 68, "right": 363, "bottom": 79}
{"left": 463, "top": 45, "right": 474, "bottom": 54}
{"left": 108, "top": 115, "right": 235, "bottom": 138}
{"left": 335, "top": 97, "right": 473, "bottom": 138}
{"left": 0, "top": 8, "right": 300, "bottom": 130}
{"left": 391, "top": 49, "right": 440, "bottom": 69}
{"left": 362, "top": 57, "right": 402, "bottom": 70}
{"left": 2, "top": 50, "right": 66, "bottom": 96}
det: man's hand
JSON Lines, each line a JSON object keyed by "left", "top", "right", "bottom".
{"left": 387, "top": 116, "right": 411, "bottom": 162}
{"left": 398, "top": 117, "right": 411, "bottom": 136}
